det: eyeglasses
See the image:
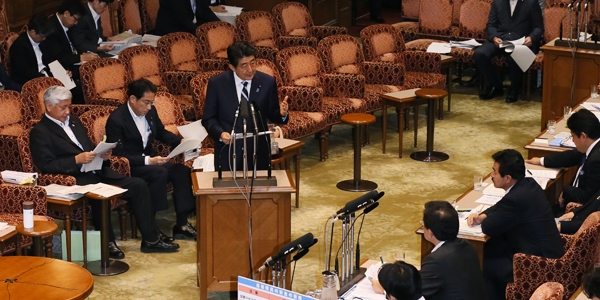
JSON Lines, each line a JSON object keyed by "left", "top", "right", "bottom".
{"left": 140, "top": 100, "right": 154, "bottom": 107}
{"left": 72, "top": 14, "right": 80, "bottom": 22}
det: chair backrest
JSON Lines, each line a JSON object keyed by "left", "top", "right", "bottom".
{"left": 140, "top": 0, "right": 159, "bottom": 32}
{"left": 157, "top": 32, "right": 202, "bottom": 72}
{"left": 529, "top": 282, "right": 564, "bottom": 300}
{"left": 1, "top": 32, "right": 19, "bottom": 76}
{"left": 21, "top": 77, "right": 64, "bottom": 122}
{"left": 255, "top": 58, "right": 282, "bottom": 88}
{"left": 276, "top": 46, "right": 324, "bottom": 87}
{"left": 78, "top": 106, "right": 117, "bottom": 145}
{"left": 100, "top": 2, "right": 116, "bottom": 37}
{"left": 153, "top": 91, "right": 185, "bottom": 135}
{"left": 544, "top": 3, "right": 570, "bottom": 43}
{"left": 402, "top": 0, "right": 421, "bottom": 20}
{"left": 317, "top": 35, "right": 364, "bottom": 75}
{"left": 0, "top": 183, "right": 47, "bottom": 215}
{"left": 272, "top": 2, "right": 314, "bottom": 37}
{"left": 360, "top": 24, "right": 406, "bottom": 64}
{"left": 17, "top": 127, "right": 39, "bottom": 173}
{"left": 190, "top": 70, "right": 223, "bottom": 120}
{"left": 458, "top": 0, "right": 492, "bottom": 40}
{"left": 452, "top": 0, "right": 462, "bottom": 25}
{"left": 119, "top": 45, "right": 163, "bottom": 86}
{"left": 0, "top": 0, "right": 9, "bottom": 42}
{"left": 562, "top": 213, "right": 600, "bottom": 297}
{"left": 0, "top": 90, "right": 29, "bottom": 136}
{"left": 80, "top": 58, "right": 129, "bottom": 105}
{"left": 196, "top": 21, "right": 238, "bottom": 59}
{"left": 118, "top": 0, "right": 144, "bottom": 34}
{"left": 418, "top": 0, "right": 454, "bottom": 37}
{"left": 236, "top": 11, "right": 279, "bottom": 50}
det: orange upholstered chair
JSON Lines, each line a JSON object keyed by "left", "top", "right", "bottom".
{"left": 1, "top": 32, "right": 19, "bottom": 77}
{"left": 118, "top": 0, "right": 144, "bottom": 34}
{"left": 195, "top": 21, "right": 236, "bottom": 72}
{"left": 157, "top": 32, "right": 202, "bottom": 97}
{"left": 236, "top": 11, "right": 279, "bottom": 62}
{"left": 0, "top": 90, "right": 31, "bottom": 172}
{"left": 271, "top": 2, "right": 346, "bottom": 43}
{"left": 528, "top": 282, "right": 564, "bottom": 300}
{"left": 80, "top": 58, "right": 130, "bottom": 106}
{"left": 140, "top": 0, "right": 159, "bottom": 33}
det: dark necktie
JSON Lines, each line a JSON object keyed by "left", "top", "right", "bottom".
{"left": 241, "top": 81, "right": 249, "bottom": 102}
{"left": 239, "top": 81, "right": 250, "bottom": 121}
{"left": 96, "top": 18, "right": 102, "bottom": 37}
{"left": 573, "top": 155, "right": 586, "bottom": 187}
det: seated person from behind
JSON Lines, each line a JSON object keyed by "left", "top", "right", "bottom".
{"left": 8, "top": 14, "right": 54, "bottom": 86}
{"left": 105, "top": 79, "right": 197, "bottom": 240}
{"left": 557, "top": 189, "right": 600, "bottom": 234}
{"left": 583, "top": 266, "right": 600, "bottom": 300}
{"left": 154, "top": 0, "right": 220, "bottom": 36}
{"left": 69, "top": 0, "right": 115, "bottom": 55}
{"left": 473, "top": 0, "right": 543, "bottom": 103}
{"left": 29, "top": 86, "right": 180, "bottom": 257}
{"left": 527, "top": 109, "right": 600, "bottom": 209}
{"left": 378, "top": 261, "right": 424, "bottom": 300}
{"left": 420, "top": 200, "right": 488, "bottom": 300}
{"left": 467, "top": 149, "right": 564, "bottom": 300}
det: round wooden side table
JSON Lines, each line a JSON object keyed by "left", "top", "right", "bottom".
{"left": 0, "top": 256, "right": 93, "bottom": 299}
{"left": 336, "top": 113, "right": 378, "bottom": 192}
{"left": 16, "top": 220, "right": 58, "bottom": 257}
{"left": 410, "top": 88, "right": 450, "bottom": 162}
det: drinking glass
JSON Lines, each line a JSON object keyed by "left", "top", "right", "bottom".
{"left": 547, "top": 120, "right": 556, "bottom": 135}
{"left": 591, "top": 85, "right": 599, "bottom": 99}
{"left": 563, "top": 106, "right": 571, "bottom": 118}
{"left": 474, "top": 175, "right": 483, "bottom": 191}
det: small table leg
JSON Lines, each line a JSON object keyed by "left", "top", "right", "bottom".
{"left": 65, "top": 214, "right": 71, "bottom": 261}
{"left": 398, "top": 106, "right": 404, "bottom": 158}
{"left": 33, "top": 236, "right": 44, "bottom": 257}
{"left": 337, "top": 124, "right": 378, "bottom": 192}
{"left": 410, "top": 98, "right": 449, "bottom": 162}
{"left": 85, "top": 198, "right": 129, "bottom": 276}
{"left": 382, "top": 104, "right": 387, "bottom": 154}
{"left": 83, "top": 198, "right": 88, "bottom": 265}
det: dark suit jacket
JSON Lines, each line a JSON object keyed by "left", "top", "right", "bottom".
{"left": 486, "top": 0, "right": 543, "bottom": 52}
{"left": 154, "top": 0, "right": 220, "bottom": 36}
{"left": 105, "top": 103, "right": 181, "bottom": 167}
{"left": 544, "top": 142, "right": 600, "bottom": 205}
{"left": 560, "top": 191, "right": 600, "bottom": 234}
{"left": 29, "top": 115, "right": 122, "bottom": 182}
{"left": 420, "top": 239, "right": 488, "bottom": 300}
{"left": 202, "top": 70, "right": 287, "bottom": 170}
{"left": 481, "top": 178, "right": 564, "bottom": 282}
{"left": 9, "top": 32, "right": 47, "bottom": 85}
{"left": 70, "top": 3, "right": 105, "bottom": 54}
{"left": 40, "top": 14, "right": 80, "bottom": 70}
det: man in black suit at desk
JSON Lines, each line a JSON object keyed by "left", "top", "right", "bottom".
{"left": 420, "top": 201, "right": 487, "bottom": 300}
{"left": 154, "top": 0, "right": 220, "bottom": 36}
{"left": 467, "top": 149, "right": 563, "bottom": 300}
{"left": 8, "top": 14, "right": 54, "bottom": 86}
{"left": 69, "top": 0, "right": 115, "bottom": 55}
{"left": 527, "top": 109, "right": 600, "bottom": 209}
{"left": 105, "top": 79, "right": 197, "bottom": 240}
{"left": 473, "top": 0, "right": 543, "bottom": 103}
{"left": 29, "top": 86, "right": 179, "bottom": 256}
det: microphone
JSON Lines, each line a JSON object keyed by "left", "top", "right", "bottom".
{"left": 335, "top": 190, "right": 378, "bottom": 215}
{"left": 258, "top": 233, "right": 315, "bottom": 272}
{"left": 291, "top": 238, "right": 318, "bottom": 262}
{"left": 568, "top": 0, "right": 577, "bottom": 9}
{"left": 240, "top": 97, "right": 250, "bottom": 121}
{"left": 364, "top": 201, "right": 380, "bottom": 214}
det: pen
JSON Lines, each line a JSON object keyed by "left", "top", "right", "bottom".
{"left": 527, "top": 169, "right": 533, "bottom": 175}
{"left": 591, "top": 104, "right": 600, "bottom": 111}
{"left": 380, "top": 255, "right": 384, "bottom": 264}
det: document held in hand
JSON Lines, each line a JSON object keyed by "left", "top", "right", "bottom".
{"left": 48, "top": 61, "right": 76, "bottom": 90}
{"left": 81, "top": 141, "right": 118, "bottom": 172}
{"left": 166, "top": 121, "right": 208, "bottom": 159}
{"left": 500, "top": 37, "right": 535, "bottom": 71}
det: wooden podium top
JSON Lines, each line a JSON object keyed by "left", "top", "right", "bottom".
{"left": 192, "top": 170, "right": 296, "bottom": 195}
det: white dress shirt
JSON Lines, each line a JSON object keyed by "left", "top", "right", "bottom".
{"left": 127, "top": 102, "right": 152, "bottom": 165}
{"left": 26, "top": 32, "right": 46, "bottom": 74}
{"left": 56, "top": 13, "right": 76, "bottom": 53}
{"left": 509, "top": 0, "right": 518, "bottom": 16}
{"left": 233, "top": 72, "right": 251, "bottom": 103}
{"left": 431, "top": 240, "right": 445, "bottom": 253}
{"left": 88, "top": 2, "right": 103, "bottom": 44}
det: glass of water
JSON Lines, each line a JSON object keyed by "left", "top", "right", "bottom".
{"left": 547, "top": 120, "right": 556, "bottom": 135}
{"left": 474, "top": 175, "right": 483, "bottom": 191}
{"left": 591, "top": 85, "right": 599, "bottom": 99}
{"left": 563, "top": 106, "right": 571, "bottom": 118}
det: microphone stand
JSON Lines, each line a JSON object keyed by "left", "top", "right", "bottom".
{"left": 243, "top": 117, "right": 248, "bottom": 181}
{"left": 584, "top": 0, "right": 589, "bottom": 44}
{"left": 250, "top": 103, "right": 259, "bottom": 179}
{"left": 576, "top": 0, "right": 582, "bottom": 42}
{"left": 231, "top": 107, "right": 240, "bottom": 181}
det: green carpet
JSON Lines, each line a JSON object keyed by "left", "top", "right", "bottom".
{"left": 84, "top": 84, "right": 542, "bottom": 299}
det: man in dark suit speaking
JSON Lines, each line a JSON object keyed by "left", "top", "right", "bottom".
{"left": 467, "top": 149, "right": 564, "bottom": 300}
{"left": 420, "top": 201, "right": 487, "bottom": 300}
{"left": 29, "top": 86, "right": 179, "bottom": 256}
{"left": 105, "top": 79, "right": 197, "bottom": 240}
{"left": 474, "top": 0, "right": 543, "bottom": 103}
{"left": 202, "top": 41, "right": 289, "bottom": 171}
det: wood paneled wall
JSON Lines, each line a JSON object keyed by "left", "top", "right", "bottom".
{"left": 5, "top": 0, "right": 61, "bottom": 32}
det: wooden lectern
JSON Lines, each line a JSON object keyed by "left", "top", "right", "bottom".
{"left": 192, "top": 170, "right": 295, "bottom": 299}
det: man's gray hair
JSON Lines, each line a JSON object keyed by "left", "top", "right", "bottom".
{"left": 44, "top": 86, "right": 72, "bottom": 105}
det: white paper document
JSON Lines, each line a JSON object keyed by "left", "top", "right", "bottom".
{"left": 81, "top": 142, "right": 118, "bottom": 173}
{"left": 168, "top": 139, "right": 203, "bottom": 159}
{"left": 0, "top": 170, "right": 38, "bottom": 184}
{"left": 191, "top": 154, "right": 215, "bottom": 171}
{"left": 475, "top": 194, "right": 502, "bottom": 205}
{"left": 510, "top": 45, "right": 536, "bottom": 72}
{"left": 177, "top": 120, "right": 208, "bottom": 140}
{"left": 450, "top": 39, "right": 482, "bottom": 48}
{"left": 42, "top": 184, "right": 83, "bottom": 201}
{"left": 426, "top": 42, "right": 451, "bottom": 54}
{"left": 500, "top": 37, "right": 525, "bottom": 51}
{"left": 141, "top": 34, "right": 161, "bottom": 47}
{"left": 58, "top": 183, "right": 127, "bottom": 198}
{"left": 458, "top": 205, "right": 489, "bottom": 236}
{"left": 48, "top": 61, "right": 76, "bottom": 90}
{"left": 340, "top": 277, "right": 386, "bottom": 300}
{"left": 214, "top": 5, "right": 244, "bottom": 25}
{"left": 482, "top": 184, "right": 506, "bottom": 197}
{"left": 0, "top": 222, "right": 8, "bottom": 231}
{"left": 166, "top": 121, "right": 209, "bottom": 160}
{"left": 526, "top": 169, "right": 559, "bottom": 179}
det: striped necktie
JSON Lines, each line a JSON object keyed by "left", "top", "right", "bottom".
{"left": 241, "top": 81, "right": 249, "bottom": 102}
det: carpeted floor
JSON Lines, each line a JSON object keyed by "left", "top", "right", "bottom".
{"left": 70, "top": 83, "right": 542, "bottom": 299}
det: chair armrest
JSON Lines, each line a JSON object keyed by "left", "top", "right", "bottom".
{"left": 321, "top": 73, "right": 365, "bottom": 99}
{"left": 37, "top": 173, "right": 76, "bottom": 186}
{"left": 279, "top": 86, "right": 323, "bottom": 112}
{"left": 508, "top": 253, "right": 558, "bottom": 300}
{"left": 0, "top": 135, "right": 22, "bottom": 172}
{"left": 0, "top": 184, "right": 48, "bottom": 215}
{"left": 200, "top": 59, "right": 229, "bottom": 72}
{"left": 560, "top": 234, "right": 574, "bottom": 252}
{"left": 109, "top": 156, "right": 130, "bottom": 177}
{"left": 277, "top": 36, "right": 318, "bottom": 49}
{"left": 361, "top": 61, "right": 404, "bottom": 86}
{"left": 404, "top": 51, "right": 442, "bottom": 73}
{"left": 162, "top": 71, "right": 197, "bottom": 95}
{"left": 309, "top": 26, "right": 348, "bottom": 40}
{"left": 86, "top": 97, "right": 124, "bottom": 106}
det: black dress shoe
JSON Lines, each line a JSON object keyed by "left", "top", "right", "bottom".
{"left": 157, "top": 229, "right": 174, "bottom": 243}
{"left": 370, "top": 15, "right": 386, "bottom": 23}
{"left": 460, "top": 76, "right": 478, "bottom": 87}
{"left": 173, "top": 223, "right": 197, "bottom": 240}
{"left": 479, "top": 86, "right": 503, "bottom": 100}
{"left": 108, "top": 241, "right": 125, "bottom": 259}
{"left": 505, "top": 90, "right": 519, "bottom": 103}
{"left": 140, "top": 240, "right": 180, "bottom": 253}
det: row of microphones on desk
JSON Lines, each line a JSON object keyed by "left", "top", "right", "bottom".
{"left": 330, "top": 190, "right": 385, "bottom": 221}
{"left": 560, "top": 0, "right": 598, "bottom": 43}
{"left": 258, "top": 232, "right": 318, "bottom": 272}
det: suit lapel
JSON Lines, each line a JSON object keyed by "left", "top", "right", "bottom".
{"left": 41, "top": 116, "right": 84, "bottom": 151}
{"left": 226, "top": 70, "right": 240, "bottom": 109}
{"left": 120, "top": 104, "right": 145, "bottom": 146}
{"left": 512, "top": 0, "right": 524, "bottom": 20}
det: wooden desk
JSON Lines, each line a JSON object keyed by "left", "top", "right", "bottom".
{"left": 192, "top": 170, "right": 295, "bottom": 299}
{"left": 274, "top": 138, "right": 304, "bottom": 208}
{"left": 46, "top": 196, "right": 87, "bottom": 262}
{"left": 380, "top": 89, "right": 428, "bottom": 158}
{"left": 16, "top": 220, "right": 58, "bottom": 257}
{"left": 0, "top": 256, "right": 93, "bottom": 299}
{"left": 541, "top": 38, "right": 600, "bottom": 131}
{"left": 416, "top": 163, "right": 564, "bottom": 268}
{"left": 0, "top": 226, "right": 17, "bottom": 254}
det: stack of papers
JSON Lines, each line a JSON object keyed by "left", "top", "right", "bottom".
{"left": 482, "top": 184, "right": 505, "bottom": 197}
{"left": 42, "top": 184, "right": 84, "bottom": 201}
{"left": 0, "top": 170, "right": 38, "bottom": 185}
{"left": 141, "top": 34, "right": 160, "bottom": 47}
{"left": 168, "top": 121, "right": 208, "bottom": 160}
{"left": 104, "top": 31, "right": 143, "bottom": 56}
{"left": 214, "top": 5, "right": 244, "bottom": 25}
{"left": 449, "top": 39, "right": 482, "bottom": 48}
{"left": 525, "top": 168, "right": 560, "bottom": 190}
{"left": 57, "top": 183, "right": 128, "bottom": 198}
{"left": 191, "top": 154, "right": 215, "bottom": 171}
{"left": 499, "top": 37, "right": 535, "bottom": 71}
{"left": 458, "top": 204, "right": 489, "bottom": 236}
{"left": 0, "top": 222, "right": 8, "bottom": 231}
{"left": 81, "top": 141, "right": 118, "bottom": 172}
{"left": 426, "top": 42, "right": 451, "bottom": 54}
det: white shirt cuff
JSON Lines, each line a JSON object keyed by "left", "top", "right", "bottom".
{"left": 144, "top": 156, "right": 150, "bottom": 165}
